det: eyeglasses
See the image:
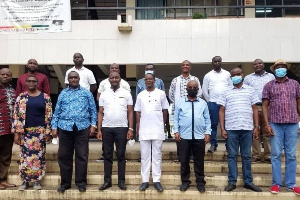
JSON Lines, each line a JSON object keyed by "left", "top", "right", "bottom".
{"left": 26, "top": 80, "right": 38, "bottom": 83}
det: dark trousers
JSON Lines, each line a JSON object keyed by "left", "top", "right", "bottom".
{"left": 102, "top": 127, "right": 127, "bottom": 184}
{"left": 57, "top": 126, "right": 89, "bottom": 187}
{"left": 180, "top": 138, "right": 206, "bottom": 186}
{"left": 0, "top": 134, "right": 14, "bottom": 181}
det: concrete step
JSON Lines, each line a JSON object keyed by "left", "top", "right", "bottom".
{"left": 0, "top": 185, "right": 298, "bottom": 200}
{"left": 11, "top": 151, "right": 299, "bottom": 162}
{"left": 7, "top": 173, "right": 300, "bottom": 187}
{"left": 8, "top": 161, "right": 300, "bottom": 174}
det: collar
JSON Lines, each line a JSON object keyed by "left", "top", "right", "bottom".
{"left": 67, "top": 85, "right": 81, "bottom": 91}
{"left": 212, "top": 68, "right": 223, "bottom": 73}
{"left": 73, "top": 66, "right": 85, "bottom": 71}
{"left": 0, "top": 84, "right": 11, "bottom": 89}
{"left": 232, "top": 83, "right": 247, "bottom": 90}
{"left": 184, "top": 96, "right": 200, "bottom": 102}
{"left": 252, "top": 71, "right": 269, "bottom": 77}
{"left": 275, "top": 77, "right": 289, "bottom": 83}
{"left": 180, "top": 74, "right": 191, "bottom": 80}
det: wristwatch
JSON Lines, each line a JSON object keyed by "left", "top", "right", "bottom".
{"left": 254, "top": 125, "right": 260, "bottom": 130}
{"left": 128, "top": 128, "right": 134, "bottom": 131}
{"left": 91, "top": 125, "right": 97, "bottom": 128}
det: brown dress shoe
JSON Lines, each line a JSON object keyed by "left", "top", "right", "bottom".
{"left": 0, "top": 183, "right": 6, "bottom": 190}
{"left": 1, "top": 181, "right": 16, "bottom": 188}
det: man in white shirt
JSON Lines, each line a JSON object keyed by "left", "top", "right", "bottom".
{"left": 97, "top": 72, "right": 133, "bottom": 191}
{"left": 97, "top": 63, "right": 130, "bottom": 101}
{"left": 65, "top": 53, "right": 97, "bottom": 93}
{"left": 202, "top": 56, "right": 232, "bottom": 153}
{"left": 169, "top": 60, "right": 202, "bottom": 162}
{"left": 135, "top": 73, "right": 169, "bottom": 192}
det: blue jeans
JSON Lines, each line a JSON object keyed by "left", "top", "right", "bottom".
{"left": 208, "top": 102, "right": 220, "bottom": 147}
{"left": 227, "top": 130, "right": 253, "bottom": 185}
{"left": 270, "top": 123, "right": 299, "bottom": 188}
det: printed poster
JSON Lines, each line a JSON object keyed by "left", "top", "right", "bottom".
{"left": 0, "top": 0, "right": 71, "bottom": 33}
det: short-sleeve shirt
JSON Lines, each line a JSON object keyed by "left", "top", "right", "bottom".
{"left": 134, "top": 88, "right": 169, "bottom": 141}
{"left": 98, "top": 78, "right": 130, "bottom": 94}
{"left": 217, "top": 84, "right": 260, "bottom": 130}
{"left": 99, "top": 87, "right": 133, "bottom": 127}
{"left": 65, "top": 66, "right": 96, "bottom": 91}
{"left": 262, "top": 78, "right": 300, "bottom": 123}
{"left": 244, "top": 72, "right": 275, "bottom": 102}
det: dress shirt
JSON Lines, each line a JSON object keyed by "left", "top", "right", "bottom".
{"left": 0, "top": 85, "right": 16, "bottom": 135}
{"left": 51, "top": 86, "right": 97, "bottom": 131}
{"left": 99, "top": 87, "right": 133, "bottom": 127}
{"left": 16, "top": 72, "right": 50, "bottom": 96}
{"left": 173, "top": 97, "right": 211, "bottom": 139}
{"left": 244, "top": 71, "right": 275, "bottom": 102}
{"left": 262, "top": 78, "right": 300, "bottom": 123}
{"left": 169, "top": 74, "right": 202, "bottom": 104}
{"left": 217, "top": 84, "right": 259, "bottom": 130}
{"left": 202, "top": 69, "right": 232, "bottom": 102}
{"left": 98, "top": 78, "right": 130, "bottom": 94}
{"left": 136, "top": 77, "right": 165, "bottom": 96}
{"left": 65, "top": 66, "right": 96, "bottom": 91}
{"left": 134, "top": 88, "right": 169, "bottom": 141}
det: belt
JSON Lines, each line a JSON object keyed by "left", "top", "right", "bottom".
{"left": 256, "top": 103, "right": 262, "bottom": 106}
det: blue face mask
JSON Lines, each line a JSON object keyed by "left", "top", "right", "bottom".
{"left": 145, "top": 70, "right": 154, "bottom": 75}
{"left": 275, "top": 68, "right": 287, "bottom": 78}
{"left": 231, "top": 76, "right": 243, "bottom": 85}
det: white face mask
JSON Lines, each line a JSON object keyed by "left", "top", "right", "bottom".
{"left": 145, "top": 70, "right": 154, "bottom": 75}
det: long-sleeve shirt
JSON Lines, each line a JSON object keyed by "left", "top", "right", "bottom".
{"left": 202, "top": 69, "right": 232, "bottom": 102}
{"left": 51, "top": 86, "right": 97, "bottom": 131}
{"left": 0, "top": 85, "right": 16, "bottom": 136}
{"left": 173, "top": 97, "right": 211, "bottom": 139}
{"left": 136, "top": 77, "right": 165, "bottom": 96}
{"left": 16, "top": 72, "right": 50, "bottom": 96}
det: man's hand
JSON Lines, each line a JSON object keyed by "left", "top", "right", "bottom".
{"left": 52, "top": 129, "right": 58, "bottom": 138}
{"left": 266, "top": 126, "right": 275, "bottom": 136}
{"left": 46, "top": 135, "right": 52, "bottom": 142}
{"left": 127, "top": 129, "right": 133, "bottom": 140}
{"left": 14, "top": 133, "right": 21, "bottom": 145}
{"left": 253, "top": 127, "right": 260, "bottom": 140}
{"left": 90, "top": 126, "right": 96, "bottom": 137}
{"left": 97, "top": 130, "right": 102, "bottom": 140}
{"left": 174, "top": 133, "right": 180, "bottom": 142}
{"left": 204, "top": 134, "right": 210, "bottom": 144}
{"left": 221, "top": 129, "right": 227, "bottom": 139}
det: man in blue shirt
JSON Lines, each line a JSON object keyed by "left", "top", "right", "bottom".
{"left": 173, "top": 80, "right": 211, "bottom": 193}
{"left": 52, "top": 71, "right": 97, "bottom": 193}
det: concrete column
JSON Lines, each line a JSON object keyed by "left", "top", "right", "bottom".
{"left": 241, "top": 63, "right": 253, "bottom": 76}
{"left": 126, "top": 0, "right": 135, "bottom": 20}
{"left": 9, "top": 65, "right": 25, "bottom": 78}
{"left": 245, "top": 0, "right": 256, "bottom": 18}
{"left": 52, "top": 65, "right": 67, "bottom": 89}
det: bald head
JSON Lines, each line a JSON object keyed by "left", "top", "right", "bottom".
{"left": 110, "top": 63, "right": 120, "bottom": 73}
{"left": 186, "top": 80, "right": 198, "bottom": 98}
{"left": 109, "top": 72, "right": 121, "bottom": 90}
{"left": 0, "top": 68, "right": 13, "bottom": 86}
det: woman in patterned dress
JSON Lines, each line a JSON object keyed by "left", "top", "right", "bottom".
{"left": 12, "top": 75, "right": 52, "bottom": 191}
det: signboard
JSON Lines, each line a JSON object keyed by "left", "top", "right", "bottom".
{"left": 0, "top": 0, "right": 71, "bottom": 34}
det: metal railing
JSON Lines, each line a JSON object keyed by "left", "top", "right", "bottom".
{"left": 71, "top": 4, "right": 300, "bottom": 20}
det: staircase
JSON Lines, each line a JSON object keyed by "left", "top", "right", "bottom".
{"left": 2, "top": 141, "right": 300, "bottom": 200}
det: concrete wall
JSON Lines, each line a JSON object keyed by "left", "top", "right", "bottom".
{"left": 0, "top": 18, "right": 299, "bottom": 65}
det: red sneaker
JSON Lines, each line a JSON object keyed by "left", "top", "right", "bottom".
{"left": 270, "top": 185, "right": 280, "bottom": 194}
{"left": 288, "top": 186, "right": 300, "bottom": 195}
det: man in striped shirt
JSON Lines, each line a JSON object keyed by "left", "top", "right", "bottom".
{"left": 218, "top": 67, "right": 262, "bottom": 192}
{"left": 244, "top": 59, "right": 275, "bottom": 163}
{"left": 262, "top": 59, "right": 300, "bottom": 195}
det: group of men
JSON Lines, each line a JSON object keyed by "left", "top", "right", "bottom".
{"left": 0, "top": 52, "right": 299, "bottom": 196}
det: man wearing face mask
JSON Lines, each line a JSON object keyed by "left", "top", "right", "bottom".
{"left": 136, "top": 64, "right": 165, "bottom": 96}
{"left": 173, "top": 80, "right": 211, "bottom": 193}
{"left": 202, "top": 56, "right": 232, "bottom": 153}
{"left": 218, "top": 67, "right": 262, "bottom": 192}
{"left": 244, "top": 59, "right": 275, "bottom": 163}
{"left": 262, "top": 59, "right": 300, "bottom": 195}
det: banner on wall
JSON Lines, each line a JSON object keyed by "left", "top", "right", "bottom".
{"left": 0, "top": 0, "right": 71, "bottom": 34}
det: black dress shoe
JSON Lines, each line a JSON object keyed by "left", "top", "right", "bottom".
{"left": 198, "top": 185, "right": 206, "bottom": 193}
{"left": 78, "top": 185, "right": 86, "bottom": 192}
{"left": 153, "top": 182, "right": 164, "bottom": 192}
{"left": 225, "top": 183, "right": 236, "bottom": 192}
{"left": 180, "top": 183, "right": 190, "bottom": 191}
{"left": 99, "top": 182, "right": 112, "bottom": 190}
{"left": 139, "top": 182, "right": 149, "bottom": 191}
{"left": 244, "top": 183, "right": 262, "bottom": 192}
{"left": 118, "top": 182, "right": 127, "bottom": 190}
{"left": 57, "top": 185, "right": 71, "bottom": 193}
